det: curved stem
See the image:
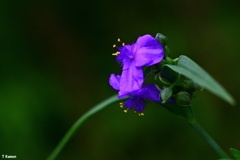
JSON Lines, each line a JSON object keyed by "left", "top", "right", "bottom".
{"left": 47, "top": 94, "right": 119, "bottom": 160}
{"left": 190, "top": 121, "right": 229, "bottom": 159}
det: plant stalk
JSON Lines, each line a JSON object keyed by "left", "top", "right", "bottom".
{"left": 190, "top": 121, "right": 229, "bottom": 159}
{"left": 47, "top": 94, "right": 119, "bottom": 160}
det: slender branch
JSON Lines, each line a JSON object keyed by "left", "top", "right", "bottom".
{"left": 190, "top": 121, "right": 230, "bottom": 159}
{"left": 47, "top": 94, "right": 119, "bottom": 160}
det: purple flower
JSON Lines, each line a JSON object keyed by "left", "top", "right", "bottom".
{"left": 117, "top": 34, "right": 164, "bottom": 67}
{"left": 113, "top": 34, "right": 164, "bottom": 95}
{"left": 109, "top": 74, "right": 160, "bottom": 114}
{"left": 122, "top": 84, "right": 160, "bottom": 114}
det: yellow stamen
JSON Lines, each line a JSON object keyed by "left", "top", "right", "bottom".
{"left": 139, "top": 113, "right": 144, "bottom": 116}
{"left": 124, "top": 109, "right": 128, "bottom": 113}
{"left": 112, "top": 51, "right": 120, "bottom": 56}
{"left": 122, "top": 43, "right": 125, "bottom": 46}
{"left": 113, "top": 44, "right": 116, "bottom": 48}
{"left": 117, "top": 38, "right": 121, "bottom": 42}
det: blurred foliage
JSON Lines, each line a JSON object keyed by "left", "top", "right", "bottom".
{"left": 0, "top": 0, "right": 239, "bottom": 160}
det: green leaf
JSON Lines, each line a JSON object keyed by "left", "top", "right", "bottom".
{"left": 230, "top": 148, "right": 240, "bottom": 159}
{"left": 164, "top": 55, "right": 235, "bottom": 105}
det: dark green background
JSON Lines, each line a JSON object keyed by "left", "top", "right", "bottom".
{"left": 0, "top": 0, "right": 239, "bottom": 160}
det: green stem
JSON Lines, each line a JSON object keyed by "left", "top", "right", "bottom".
{"left": 190, "top": 121, "right": 229, "bottom": 159}
{"left": 47, "top": 94, "right": 119, "bottom": 160}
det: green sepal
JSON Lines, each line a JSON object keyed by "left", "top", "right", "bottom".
{"left": 166, "top": 56, "right": 175, "bottom": 65}
{"left": 160, "top": 88, "right": 172, "bottom": 103}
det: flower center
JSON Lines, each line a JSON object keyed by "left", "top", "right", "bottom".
{"left": 129, "top": 55, "right": 134, "bottom": 59}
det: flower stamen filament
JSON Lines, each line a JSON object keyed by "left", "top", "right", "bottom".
{"left": 117, "top": 38, "right": 125, "bottom": 46}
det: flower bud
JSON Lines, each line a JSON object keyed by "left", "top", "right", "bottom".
{"left": 193, "top": 82, "right": 204, "bottom": 91}
{"left": 164, "top": 45, "right": 171, "bottom": 56}
{"left": 176, "top": 91, "right": 191, "bottom": 106}
{"left": 155, "top": 33, "right": 168, "bottom": 47}
{"left": 183, "top": 80, "right": 195, "bottom": 91}
{"left": 183, "top": 79, "right": 204, "bottom": 92}
{"left": 160, "top": 87, "right": 172, "bottom": 103}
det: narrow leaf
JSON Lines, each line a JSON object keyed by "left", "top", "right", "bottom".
{"left": 230, "top": 148, "right": 240, "bottom": 159}
{"left": 164, "top": 55, "right": 235, "bottom": 105}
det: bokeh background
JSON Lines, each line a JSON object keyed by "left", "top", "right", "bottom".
{"left": 0, "top": 0, "right": 240, "bottom": 160}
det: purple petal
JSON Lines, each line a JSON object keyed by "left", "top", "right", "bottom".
{"left": 118, "top": 91, "right": 127, "bottom": 98}
{"left": 124, "top": 96, "right": 145, "bottom": 113}
{"left": 109, "top": 74, "right": 120, "bottom": 90}
{"left": 136, "top": 84, "right": 160, "bottom": 102}
{"left": 134, "top": 34, "right": 164, "bottom": 67}
{"left": 119, "top": 63, "right": 143, "bottom": 96}
{"left": 134, "top": 34, "right": 155, "bottom": 47}
{"left": 123, "top": 97, "right": 135, "bottom": 110}
{"left": 134, "top": 98, "right": 145, "bottom": 113}
{"left": 121, "top": 84, "right": 160, "bottom": 113}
